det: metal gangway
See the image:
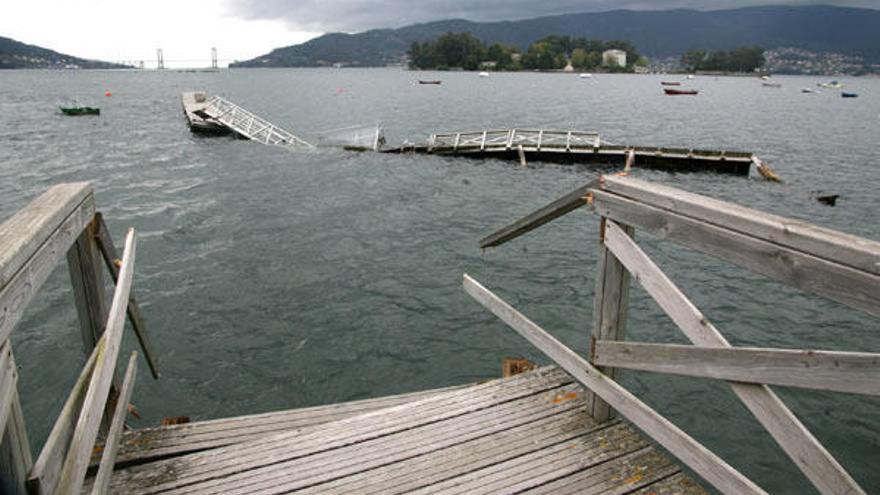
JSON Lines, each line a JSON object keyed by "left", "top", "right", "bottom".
{"left": 199, "top": 95, "right": 314, "bottom": 149}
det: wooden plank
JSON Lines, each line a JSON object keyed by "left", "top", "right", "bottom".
{"left": 601, "top": 175, "right": 880, "bottom": 276}
{"left": 602, "top": 221, "right": 865, "bottom": 495}
{"left": 67, "top": 218, "right": 108, "bottom": 354}
{"left": 172, "top": 384, "right": 590, "bottom": 495}
{"left": 0, "top": 183, "right": 92, "bottom": 288}
{"left": 629, "top": 472, "right": 709, "bottom": 495}
{"left": 593, "top": 341, "right": 880, "bottom": 396}
{"left": 101, "top": 368, "right": 572, "bottom": 493}
{"left": 462, "top": 274, "right": 766, "bottom": 495}
{"left": 108, "top": 383, "right": 470, "bottom": 465}
{"left": 0, "top": 341, "right": 14, "bottom": 440}
{"left": 0, "top": 191, "right": 96, "bottom": 345}
{"left": 93, "top": 213, "right": 159, "bottom": 379}
{"left": 27, "top": 347, "right": 99, "bottom": 495}
{"left": 480, "top": 179, "right": 598, "bottom": 248}
{"left": 591, "top": 189, "right": 880, "bottom": 318}
{"left": 91, "top": 352, "right": 138, "bottom": 495}
{"left": 294, "top": 410, "right": 614, "bottom": 495}
{"left": 1, "top": 390, "right": 32, "bottom": 495}
{"left": 589, "top": 218, "right": 634, "bottom": 421}
{"left": 55, "top": 229, "right": 137, "bottom": 495}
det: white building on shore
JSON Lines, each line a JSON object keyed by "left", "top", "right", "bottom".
{"left": 602, "top": 49, "right": 627, "bottom": 68}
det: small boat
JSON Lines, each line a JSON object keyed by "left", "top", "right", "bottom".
{"left": 418, "top": 80, "right": 442, "bottom": 85}
{"left": 661, "top": 81, "right": 681, "bottom": 86}
{"left": 59, "top": 105, "right": 100, "bottom": 116}
{"left": 579, "top": 73, "right": 592, "bottom": 79}
{"left": 841, "top": 92, "right": 859, "bottom": 98}
{"left": 479, "top": 71, "right": 490, "bottom": 78}
{"left": 664, "top": 88, "right": 699, "bottom": 95}
{"left": 762, "top": 82, "right": 782, "bottom": 88}
{"left": 686, "top": 75, "right": 694, "bottom": 80}
{"left": 760, "top": 75, "right": 770, "bottom": 81}
{"left": 818, "top": 80, "right": 842, "bottom": 89}
{"left": 802, "top": 88, "right": 819, "bottom": 94}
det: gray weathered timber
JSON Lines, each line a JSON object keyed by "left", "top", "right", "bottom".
{"left": 0, "top": 187, "right": 96, "bottom": 345}
{"left": 592, "top": 189, "right": 880, "bottom": 318}
{"left": 629, "top": 472, "right": 709, "bottom": 495}
{"left": 67, "top": 219, "right": 108, "bottom": 354}
{"left": 0, "top": 341, "right": 15, "bottom": 440}
{"left": 27, "top": 348, "right": 99, "bottom": 495}
{"left": 106, "top": 383, "right": 468, "bottom": 466}
{"left": 101, "top": 368, "right": 573, "bottom": 493}
{"left": 593, "top": 341, "right": 880, "bottom": 396}
{"left": 1, "top": 382, "right": 32, "bottom": 495}
{"left": 94, "top": 213, "right": 159, "bottom": 379}
{"left": 479, "top": 178, "right": 598, "bottom": 248}
{"left": 55, "top": 230, "right": 137, "bottom": 495}
{"left": 602, "top": 175, "right": 880, "bottom": 275}
{"left": 602, "top": 221, "right": 865, "bottom": 495}
{"left": 91, "top": 352, "right": 138, "bottom": 495}
{"left": 0, "top": 183, "right": 92, "bottom": 287}
{"left": 463, "top": 274, "right": 764, "bottom": 495}
{"left": 589, "top": 218, "right": 634, "bottom": 421}
{"left": 161, "top": 384, "right": 588, "bottom": 495}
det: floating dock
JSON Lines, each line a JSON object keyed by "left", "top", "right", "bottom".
{"left": 2, "top": 177, "right": 875, "bottom": 494}
{"left": 181, "top": 91, "right": 230, "bottom": 135}
{"left": 384, "top": 129, "right": 765, "bottom": 176}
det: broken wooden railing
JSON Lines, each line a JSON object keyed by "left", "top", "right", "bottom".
{"left": 0, "top": 183, "right": 157, "bottom": 495}
{"left": 468, "top": 174, "right": 879, "bottom": 494}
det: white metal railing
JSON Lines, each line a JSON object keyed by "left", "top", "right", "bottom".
{"left": 201, "top": 96, "right": 314, "bottom": 149}
{"left": 429, "top": 129, "right": 601, "bottom": 152}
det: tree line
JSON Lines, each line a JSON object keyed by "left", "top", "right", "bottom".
{"left": 681, "top": 46, "right": 766, "bottom": 73}
{"left": 408, "top": 33, "right": 643, "bottom": 72}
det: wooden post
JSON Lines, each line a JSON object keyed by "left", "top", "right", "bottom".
{"left": 588, "top": 217, "right": 634, "bottom": 422}
{"left": 517, "top": 145, "right": 527, "bottom": 167}
{"left": 66, "top": 217, "right": 118, "bottom": 433}
{"left": 0, "top": 347, "right": 32, "bottom": 495}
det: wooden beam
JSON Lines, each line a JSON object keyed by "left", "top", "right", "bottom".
{"left": 27, "top": 346, "right": 99, "bottom": 495}
{"left": 480, "top": 179, "right": 598, "bottom": 248}
{"left": 55, "top": 230, "right": 137, "bottom": 495}
{"left": 0, "top": 188, "right": 95, "bottom": 345}
{"left": 591, "top": 189, "right": 880, "bottom": 318}
{"left": 67, "top": 218, "right": 108, "bottom": 354}
{"left": 93, "top": 213, "right": 159, "bottom": 379}
{"left": 602, "top": 221, "right": 864, "bottom": 495}
{"left": 0, "top": 341, "right": 16, "bottom": 440}
{"left": 601, "top": 175, "right": 879, "bottom": 276}
{"left": 0, "top": 389, "right": 32, "bottom": 495}
{"left": 462, "top": 273, "right": 766, "bottom": 495}
{"left": 589, "top": 218, "right": 634, "bottom": 421}
{"left": 90, "top": 352, "right": 138, "bottom": 495}
{"left": 593, "top": 341, "right": 880, "bottom": 396}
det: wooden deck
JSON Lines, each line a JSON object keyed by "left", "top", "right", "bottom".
{"left": 181, "top": 92, "right": 231, "bottom": 136}
{"left": 86, "top": 367, "right": 706, "bottom": 494}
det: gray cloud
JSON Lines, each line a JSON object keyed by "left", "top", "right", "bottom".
{"left": 226, "top": 0, "right": 877, "bottom": 32}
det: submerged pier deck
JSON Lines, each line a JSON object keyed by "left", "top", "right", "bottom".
{"left": 89, "top": 367, "right": 705, "bottom": 494}
{"left": 384, "top": 129, "right": 762, "bottom": 176}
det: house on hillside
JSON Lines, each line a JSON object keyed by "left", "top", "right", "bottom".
{"left": 602, "top": 49, "right": 627, "bottom": 68}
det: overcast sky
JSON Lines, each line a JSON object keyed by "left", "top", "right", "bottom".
{"left": 2, "top": 0, "right": 876, "bottom": 68}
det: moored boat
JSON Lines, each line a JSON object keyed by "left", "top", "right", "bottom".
{"left": 59, "top": 105, "right": 100, "bottom": 116}
{"left": 818, "top": 80, "right": 842, "bottom": 89}
{"left": 762, "top": 82, "right": 782, "bottom": 88}
{"left": 841, "top": 92, "right": 859, "bottom": 98}
{"left": 418, "top": 80, "right": 442, "bottom": 85}
{"left": 664, "top": 88, "right": 699, "bottom": 95}
{"left": 661, "top": 81, "right": 681, "bottom": 86}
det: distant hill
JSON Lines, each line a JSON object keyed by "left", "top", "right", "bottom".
{"left": 0, "top": 36, "right": 128, "bottom": 69}
{"left": 231, "top": 5, "right": 880, "bottom": 68}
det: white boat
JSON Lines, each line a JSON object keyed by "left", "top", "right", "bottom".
{"left": 818, "top": 80, "right": 842, "bottom": 89}
{"left": 579, "top": 73, "right": 592, "bottom": 79}
{"left": 479, "top": 71, "right": 490, "bottom": 78}
{"left": 686, "top": 74, "right": 694, "bottom": 80}
{"left": 802, "top": 88, "right": 819, "bottom": 94}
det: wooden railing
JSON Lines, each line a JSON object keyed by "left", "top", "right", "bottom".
{"left": 0, "top": 184, "right": 157, "bottom": 495}
{"left": 468, "top": 174, "right": 879, "bottom": 494}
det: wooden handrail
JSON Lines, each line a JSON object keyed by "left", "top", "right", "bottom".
{"left": 55, "top": 229, "right": 137, "bottom": 495}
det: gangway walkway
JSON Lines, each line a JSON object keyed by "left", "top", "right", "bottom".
{"left": 196, "top": 95, "right": 314, "bottom": 149}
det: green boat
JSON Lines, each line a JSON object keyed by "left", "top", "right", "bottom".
{"left": 60, "top": 106, "right": 100, "bottom": 116}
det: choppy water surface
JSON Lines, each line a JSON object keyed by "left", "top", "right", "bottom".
{"left": 1, "top": 69, "right": 878, "bottom": 492}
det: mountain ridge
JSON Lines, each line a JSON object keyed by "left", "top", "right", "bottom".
{"left": 230, "top": 5, "right": 880, "bottom": 68}
{"left": 0, "top": 36, "right": 128, "bottom": 69}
